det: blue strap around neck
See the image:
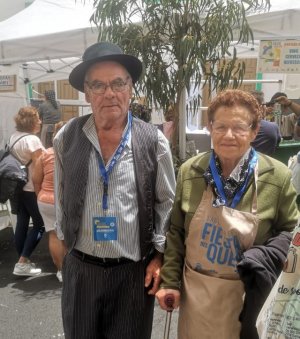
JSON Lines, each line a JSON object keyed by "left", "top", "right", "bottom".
{"left": 209, "top": 149, "right": 258, "bottom": 208}
{"left": 98, "top": 113, "right": 132, "bottom": 210}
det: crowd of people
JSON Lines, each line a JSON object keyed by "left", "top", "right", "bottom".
{"left": 5, "top": 41, "right": 300, "bottom": 339}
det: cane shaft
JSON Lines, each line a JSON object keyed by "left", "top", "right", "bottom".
{"left": 163, "top": 294, "right": 175, "bottom": 339}
{"left": 163, "top": 312, "right": 172, "bottom": 339}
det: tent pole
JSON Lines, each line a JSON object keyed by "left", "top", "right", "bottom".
{"left": 22, "top": 64, "right": 32, "bottom": 105}
{"left": 27, "top": 82, "right": 33, "bottom": 103}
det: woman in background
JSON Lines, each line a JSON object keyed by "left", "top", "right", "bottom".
{"left": 33, "top": 121, "right": 67, "bottom": 282}
{"left": 10, "top": 106, "right": 45, "bottom": 277}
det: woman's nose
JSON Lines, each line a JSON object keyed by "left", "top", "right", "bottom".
{"left": 223, "top": 127, "right": 235, "bottom": 137}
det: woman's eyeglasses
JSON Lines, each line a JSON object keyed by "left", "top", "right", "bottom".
{"left": 211, "top": 121, "right": 253, "bottom": 136}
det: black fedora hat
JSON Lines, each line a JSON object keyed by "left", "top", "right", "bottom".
{"left": 69, "top": 42, "right": 143, "bottom": 92}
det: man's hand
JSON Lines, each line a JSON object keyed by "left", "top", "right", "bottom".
{"left": 144, "top": 252, "right": 163, "bottom": 295}
{"left": 155, "top": 289, "right": 180, "bottom": 310}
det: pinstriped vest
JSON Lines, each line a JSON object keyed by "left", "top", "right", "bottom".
{"left": 61, "top": 114, "right": 158, "bottom": 259}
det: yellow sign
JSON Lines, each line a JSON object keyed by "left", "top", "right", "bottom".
{"left": 258, "top": 40, "right": 300, "bottom": 73}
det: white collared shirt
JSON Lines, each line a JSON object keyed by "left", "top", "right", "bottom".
{"left": 54, "top": 115, "right": 176, "bottom": 260}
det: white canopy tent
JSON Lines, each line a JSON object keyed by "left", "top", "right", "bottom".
{"left": 0, "top": 0, "right": 97, "bottom": 64}
{"left": 0, "top": 0, "right": 98, "bottom": 148}
{"left": 0, "top": 0, "right": 99, "bottom": 86}
{"left": 0, "top": 0, "right": 300, "bottom": 63}
{"left": 229, "top": 1, "right": 300, "bottom": 58}
{"left": 1, "top": 0, "right": 300, "bottom": 76}
{"left": 250, "top": 0, "right": 300, "bottom": 40}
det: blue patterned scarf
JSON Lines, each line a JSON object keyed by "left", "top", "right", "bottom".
{"left": 204, "top": 148, "right": 255, "bottom": 207}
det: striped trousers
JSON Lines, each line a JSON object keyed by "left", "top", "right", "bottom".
{"left": 62, "top": 253, "right": 155, "bottom": 339}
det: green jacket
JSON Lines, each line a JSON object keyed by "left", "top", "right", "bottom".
{"left": 160, "top": 151, "right": 298, "bottom": 290}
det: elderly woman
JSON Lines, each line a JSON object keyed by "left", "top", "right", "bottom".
{"left": 156, "top": 89, "right": 298, "bottom": 339}
{"left": 9, "top": 106, "right": 45, "bottom": 277}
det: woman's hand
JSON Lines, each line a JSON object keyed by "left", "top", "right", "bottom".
{"left": 155, "top": 288, "right": 180, "bottom": 310}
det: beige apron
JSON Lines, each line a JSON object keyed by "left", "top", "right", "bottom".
{"left": 178, "top": 174, "right": 259, "bottom": 339}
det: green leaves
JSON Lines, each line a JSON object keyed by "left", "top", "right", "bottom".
{"left": 91, "top": 0, "right": 269, "bottom": 111}
{"left": 90, "top": 0, "right": 269, "bottom": 156}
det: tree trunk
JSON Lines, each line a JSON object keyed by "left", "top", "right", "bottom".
{"left": 178, "top": 89, "right": 186, "bottom": 160}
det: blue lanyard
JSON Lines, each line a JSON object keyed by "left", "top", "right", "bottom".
{"left": 98, "top": 113, "right": 132, "bottom": 210}
{"left": 209, "top": 149, "right": 258, "bottom": 208}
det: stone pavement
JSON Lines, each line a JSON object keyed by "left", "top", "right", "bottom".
{"left": 0, "top": 227, "right": 178, "bottom": 339}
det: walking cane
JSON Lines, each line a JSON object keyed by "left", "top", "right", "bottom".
{"left": 163, "top": 294, "right": 175, "bottom": 339}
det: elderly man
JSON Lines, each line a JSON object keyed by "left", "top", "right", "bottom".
{"left": 53, "top": 42, "right": 176, "bottom": 339}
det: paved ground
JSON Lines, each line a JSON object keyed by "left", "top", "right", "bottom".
{"left": 0, "top": 226, "right": 178, "bottom": 339}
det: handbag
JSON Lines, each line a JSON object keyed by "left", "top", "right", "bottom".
{"left": 0, "top": 134, "right": 32, "bottom": 211}
{"left": 256, "top": 222, "right": 300, "bottom": 338}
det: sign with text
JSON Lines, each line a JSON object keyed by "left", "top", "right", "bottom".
{"left": 0, "top": 75, "right": 16, "bottom": 92}
{"left": 258, "top": 40, "right": 300, "bottom": 73}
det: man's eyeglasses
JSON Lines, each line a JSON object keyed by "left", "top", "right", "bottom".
{"left": 84, "top": 76, "right": 131, "bottom": 95}
{"left": 211, "top": 121, "right": 253, "bottom": 136}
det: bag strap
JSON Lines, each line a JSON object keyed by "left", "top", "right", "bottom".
{"left": 8, "top": 134, "right": 33, "bottom": 167}
{"left": 8, "top": 134, "right": 31, "bottom": 150}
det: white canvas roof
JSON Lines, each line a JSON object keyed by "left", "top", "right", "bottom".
{"left": 0, "top": 0, "right": 98, "bottom": 65}
{"left": 227, "top": 1, "right": 300, "bottom": 58}
{"left": 0, "top": 0, "right": 299, "bottom": 152}
{"left": 0, "top": 0, "right": 98, "bottom": 149}
{"left": 0, "top": 0, "right": 299, "bottom": 70}
{"left": 0, "top": 0, "right": 300, "bottom": 66}
{"left": 248, "top": 6, "right": 300, "bottom": 41}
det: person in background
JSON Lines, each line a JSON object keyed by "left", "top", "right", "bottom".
{"left": 9, "top": 107, "right": 45, "bottom": 277}
{"left": 32, "top": 121, "right": 67, "bottom": 282}
{"left": 269, "top": 92, "right": 300, "bottom": 140}
{"left": 156, "top": 89, "right": 298, "bottom": 339}
{"left": 295, "top": 118, "right": 300, "bottom": 139}
{"left": 288, "top": 151, "right": 300, "bottom": 208}
{"left": 157, "top": 103, "right": 175, "bottom": 144}
{"left": 54, "top": 42, "right": 176, "bottom": 339}
{"left": 250, "top": 90, "right": 281, "bottom": 156}
{"left": 38, "top": 90, "right": 62, "bottom": 148}
{"left": 129, "top": 102, "right": 152, "bottom": 123}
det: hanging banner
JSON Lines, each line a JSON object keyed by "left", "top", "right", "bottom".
{"left": 0, "top": 75, "right": 16, "bottom": 92}
{"left": 258, "top": 40, "right": 300, "bottom": 73}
